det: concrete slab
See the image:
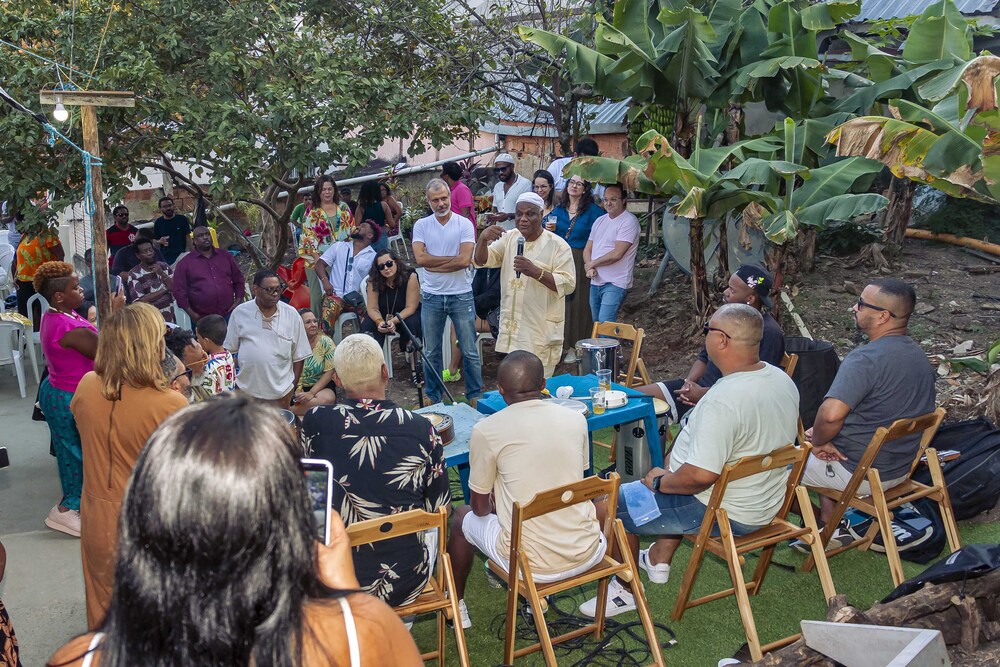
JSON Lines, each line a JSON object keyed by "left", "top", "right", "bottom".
{"left": 0, "top": 380, "right": 87, "bottom": 665}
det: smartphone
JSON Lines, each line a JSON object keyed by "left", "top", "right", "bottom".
{"left": 0, "top": 446, "right": 8, "bottom": 469}
{"left": 301, "top": 459, "right": 333, "bottom": 545}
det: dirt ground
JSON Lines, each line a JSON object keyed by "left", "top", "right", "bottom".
{"left": 268, "top": 237, "right": 998, "bottom": 415}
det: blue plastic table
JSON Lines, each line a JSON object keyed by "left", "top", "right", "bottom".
{"left": 476, "top": 373, "right": 663, "bottom": 474}
{"left": 415, "top": 402, "right": 485, "bottom": 502}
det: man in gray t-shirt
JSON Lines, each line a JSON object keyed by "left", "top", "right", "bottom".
{"left": 803, "top": 278, "right": 935, "bottom": 528}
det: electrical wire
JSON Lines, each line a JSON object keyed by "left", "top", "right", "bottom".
{"left": 486, "top": 589, "right": 678, "bottom": 666}
{"left": 89, "top": 2, "right": 117, "bottom": 81}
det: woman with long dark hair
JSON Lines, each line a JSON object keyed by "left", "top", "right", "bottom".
{"left": 355, "top": 182, "right": 394, "bottom": 253}
{"left": 299, "top": 175, "right": 356, "bottom": 318}
{"left": 551, "top": 176, "right": 605, "bottom": 364}
{"left": 360, "top": 249, "right": 421, "bottom": 351}
{"left": 48, "top": 397, "right": 421, "bottom": 667}
{"left": 70, "top": 303, "right": 188, "bottom": 629}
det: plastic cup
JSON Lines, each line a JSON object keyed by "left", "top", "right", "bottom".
{"left": 545, "top": 215, "right": 557, "bottom": 231}
{"left": 590, "top": 387, "right": 606, "bottom": 415}
{"left": 597, "top": 369, "right": 612, "bottom": 391}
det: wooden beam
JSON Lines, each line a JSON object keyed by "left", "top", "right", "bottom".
{"left": 39, "top": 90, "right": 135, "bottom": 108}
{"left": 80, "top": 106, "right": 113, "bottom": 322}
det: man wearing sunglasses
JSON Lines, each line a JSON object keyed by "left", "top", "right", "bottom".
{"left": 486, "top": 153, "right": 531, "bottom": 230}
{"left": 636, "top": 263, "right": 785, "bottom": 422}
{"left": 800, "top": 278, "right": 934, "bottom": 535}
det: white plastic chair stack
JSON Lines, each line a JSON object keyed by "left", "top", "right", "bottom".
{"left": 25, "top": 293, "right": 48, "bottom": 379}
{"left": 0, "top": 322, "right": 27, "bottom": 398}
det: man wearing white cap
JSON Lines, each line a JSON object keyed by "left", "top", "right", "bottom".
{"left": 474, "top": 192, "right": 576, "bottom": 376}
{"left": 487, "top": 153, "right": 532, "bottom": 231}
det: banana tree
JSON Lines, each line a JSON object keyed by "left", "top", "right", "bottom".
{"left": 727, "top": 118, "right": 888, "bottom": 289}
{"left": 565, "top": 127, "right": 781, "bottom": 320}
{"left": 828, "top": 54, "right": 1000, "bottom": 208}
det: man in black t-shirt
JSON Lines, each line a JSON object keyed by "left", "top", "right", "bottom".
{"left": 638, "top": 264, "right": 786, "bottom": 421}
{"left": 152, "top": 196, "right": 191, "bottom": 265}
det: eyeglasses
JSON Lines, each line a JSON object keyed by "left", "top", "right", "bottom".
{"left": 171, "top": 368, "right": 193, "bottom": 383}
{"left": 703, "top": 323, "right": 732, "bottom": 340}
{"left": 856, "top": 296, "right": 899, "bottom": 318}
{"left": 377, "top": 260, "right": 395, "bottom": 270}
{"left": 567, "top": 179, "right": 585, "bottom": 187}
{"left": 533, "top": 184, "right": 550, "bottom": 191}
{"left": 258, "top": 285, "right": 283, "bottom": 295}
{"left": 493, "top": 165, "right": 513, "bottom": 172}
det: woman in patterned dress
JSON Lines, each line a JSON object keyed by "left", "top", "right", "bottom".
{"left": 298, "top": 175, "right": 356, "bottom": 318}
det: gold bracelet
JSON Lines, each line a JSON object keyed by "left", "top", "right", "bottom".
{"left": 537, "top": 269, "right": 548, "bottom": 282}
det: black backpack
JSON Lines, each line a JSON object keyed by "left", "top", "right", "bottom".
{"left": 912, "top": 417, "right": 1000, "bottom": 520}
{"left": 882, "top": 543, "right": 1000, "bottom": 603}
{"left": 784, "top": 337, "right": 841, "bottom": 428}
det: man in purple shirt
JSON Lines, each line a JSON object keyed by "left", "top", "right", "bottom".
{"left": 172, "top": 225, "right": 246, "bottom": 324}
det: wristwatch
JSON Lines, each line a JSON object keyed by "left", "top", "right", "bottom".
{"left": 650, "top": 475, "right": 663, "bottom": 494}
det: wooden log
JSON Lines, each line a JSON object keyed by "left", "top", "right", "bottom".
{"left": 981, "top": 621, "right": 1000, "bottom": 642}
{"left": 865, "top": 571, "right": 1000, "bottom": 626}
{"left": 954, "top": 595, "right": 982, "bottom": 651}
{"left": 80, "top": 106, "right": 112, "bottom": 322}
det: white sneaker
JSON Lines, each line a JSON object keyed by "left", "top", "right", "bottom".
{"left": 457, "top": 599, "right": 472, "bottom": 629}
{"left": 638, "top": 548, "right": 671, "bottom": 584}
{"left": 563, "top": 348, "right": 578, "bottom": 364}
{"left": 44, "top": 505, "right": 80, "bottom": 537}
{"left": 579, "top": 578, "right": 637, "bottom": 618}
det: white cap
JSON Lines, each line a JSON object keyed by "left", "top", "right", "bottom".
{"left": 494, "top": 153, "right": 515, "bottom": 165}
{"left": 516, "top": 192, "right": 545, "bottom": 210}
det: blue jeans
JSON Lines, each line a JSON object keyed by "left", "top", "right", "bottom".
{"left": 616, "top": 487, "right": 761, "bottom": 537}
{"left": 589, "top": 283, "right": 627, "bottom": 324}
{"left": 420, "top": 291, "right": 483, "bottom": 402}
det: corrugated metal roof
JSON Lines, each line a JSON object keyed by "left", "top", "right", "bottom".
{"left": 485, "top": 95, "right": 631, "bottom": 135}
{"left": 841, "top": 0, "right": 999, "bottom": 22}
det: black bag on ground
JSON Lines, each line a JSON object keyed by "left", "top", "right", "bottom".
{"left": 912, "top": 417, "right": 1000, "bottom": 520}
{"left": 882, "top": 543, "right": 1000, "bottom": 603}
{"left": 847, "top": 498, "right": 946, "bottom": 565}
{"left": 783, "top": 336, "right": 841, "bottom": 428}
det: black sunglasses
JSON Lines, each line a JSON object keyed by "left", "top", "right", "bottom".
{"left": 493, "top": 165, "right": 512, "bottom": 172}
{"left": 702, "top": 323, "right": 732, "bottom": 340}
{"left": 258, "top": 285, "right": 285, "bottom": 295}
{"left": 377, "top": 260, "right": 395, "bottom": 270}
{"left": 171, "top": 368, "right": 193, "bottom": 383}
{"left": 856, "top": 296, "right": 899, "bottom": 319}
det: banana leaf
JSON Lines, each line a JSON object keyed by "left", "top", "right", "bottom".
{"left": 790, "top": 157, "right": 885, "bottom": 210}
{"left": 902, "top": 0, "right": 972, "bottom": 64}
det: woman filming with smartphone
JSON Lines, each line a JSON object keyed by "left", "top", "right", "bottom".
{"left": 47, "top": 397, "right": 421, "bottom": 667}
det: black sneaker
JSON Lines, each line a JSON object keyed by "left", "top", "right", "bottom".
{"left": 847, "top": 507, "right": 932, "bottom": 553}
{"left": 790, "top": 519, "right": 853, "bottom": 554}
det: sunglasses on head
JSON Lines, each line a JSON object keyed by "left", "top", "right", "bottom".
{"left": 377, "top": 260, "right": 395, "bottom": 270}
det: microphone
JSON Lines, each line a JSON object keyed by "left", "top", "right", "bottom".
{"left": 515, "top": 236, "right": 525, "bottom": 278}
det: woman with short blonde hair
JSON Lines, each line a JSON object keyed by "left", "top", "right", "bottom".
{"left": 70, "top": 302, "right": 189, "bottom": 629}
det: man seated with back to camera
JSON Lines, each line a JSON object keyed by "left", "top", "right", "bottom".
{"left": 797, "top": 278, "right": 935, "bottom": 547}
{"left": 579, "top": 304, "right": 799, "bottom": 617}
{"left": 300, "top": 334, "right": 450, "bottom": 608}
{"left": 636, "top": 263, "right": 785, "bottom": 422}
{"left": 447, "top": 351, "right": 605, "bottom": 629}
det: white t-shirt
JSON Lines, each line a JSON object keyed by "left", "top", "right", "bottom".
{"left": 492, "top": 174, "right": 532, "bottom": 230}
{"left": 224, "top": 300, "right": 312, "bottom": 400}
{"left": 668, "top": 363, "right": 799, "bottom": 526}
{"left": 411, "top": 213, "right": 474, "bottom": 295}
{"left": 318, "top": 241, "right": 376, "bottom": 297}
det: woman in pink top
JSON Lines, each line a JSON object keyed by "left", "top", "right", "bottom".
{"left": 35, "top": 261, "right": 124, "bottom": 537}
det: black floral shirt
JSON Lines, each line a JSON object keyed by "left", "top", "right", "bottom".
{"left": 301, "top": 398, "right": 450, "bottom": 606}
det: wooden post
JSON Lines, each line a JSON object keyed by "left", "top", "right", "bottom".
{"left": 40, "top": 90, "right": 135, "bottom": 323}
{"left": 79, "top": 106, "right": 112, "bottom": 322}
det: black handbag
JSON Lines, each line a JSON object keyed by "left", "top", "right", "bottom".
{"left": 342, "top": 290, "right": 365, "bottom": 309}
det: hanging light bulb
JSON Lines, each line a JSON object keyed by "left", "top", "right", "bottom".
{"left": 52, "top": 95, "right": 69, "bottom": 122}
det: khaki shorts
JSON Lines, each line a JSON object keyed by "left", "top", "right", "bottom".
{"left": 800, "top": 454, "right": 908, "bottom": 496}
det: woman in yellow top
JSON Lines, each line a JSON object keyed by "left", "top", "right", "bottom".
{"left": 15, "top": 227, "right": 64, "bottom": 329}
{"left": 298, "top": 175, "right": 355, "bottom": 318}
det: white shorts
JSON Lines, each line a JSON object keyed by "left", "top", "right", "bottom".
{"left": 800, "top": 454, "right": 908, "bottom": 496}
{"left": 461, "top": 512, "right": 607, "bottom": 583}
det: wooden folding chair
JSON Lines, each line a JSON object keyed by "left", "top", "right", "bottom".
{"left": 671, "top": 444, "right": 837, "bottom": 662}
{"left": 778, "top": 352, "right": 807, "bottom": 446}
{"left": 346, "top": 507, "right": 470, "bottom": 667}
{"left": 487, "top": 473, "right": 665, "bottom": 666}
{"left": 802, "top": 407, "right": 959, "bottom": 587}
{"left": 591, "top": 321, "right": 647, "bottom": 388}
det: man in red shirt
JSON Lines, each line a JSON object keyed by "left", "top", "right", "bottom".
{"left": 106, "top": 206, "right": 138, "bottom": 265}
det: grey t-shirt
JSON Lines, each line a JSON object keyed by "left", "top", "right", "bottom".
{"left": 827, "top": 335, "right": 935, "bottom": 479}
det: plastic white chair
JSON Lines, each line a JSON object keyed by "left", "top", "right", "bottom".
{"left": 0, "top": 322, "right": 27, "bottom": 398}
{"left": 173, "top": 301, "right": 192, "bottom": 331}
{"left": 25, "top": 293, "right": 48, "bottom": 377}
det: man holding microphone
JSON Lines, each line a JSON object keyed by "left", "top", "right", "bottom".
{"left": 474, "top": 192, "right": 576, "bottom": 377}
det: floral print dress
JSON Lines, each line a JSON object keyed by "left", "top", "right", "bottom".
{"left": 301, "top": 399, "right": 450, "bottom": 606}
{"left": 298, "top": 203, "right": 356, "bottom": 267}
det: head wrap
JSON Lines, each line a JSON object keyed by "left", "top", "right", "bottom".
{"left": 494, "top": 153, "right": 516, "bottom": 165}
{"left": 516, "top": 192, "right": 545, "bottom": 210}
{"left": 734, "top": 264, "right": 773, "bottom": 309}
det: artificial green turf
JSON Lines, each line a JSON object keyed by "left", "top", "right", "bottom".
{"left": 410, "top": 427, "right": 1000, "bottom": 666}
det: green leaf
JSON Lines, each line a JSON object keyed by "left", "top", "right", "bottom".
{"left": 945, "top": 356, "right": 990, "bottom": 373}
{"left": 791, "top": 157, "right": 886, "bottom": 210}
{"left": 901, "top": 0, "right": 972, "bottom": 64}
{"left": 795, "top": 193, "right": 889, "bottom": 228}
{"left": 799, "top": 0, "right": 861, "bottom": 30}
{"left": 761, "top": 210, "right": 798, "bottom": 243}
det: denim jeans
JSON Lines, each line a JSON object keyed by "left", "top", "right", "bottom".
{"left": 616, "top": 486, "right": 761, "bottom": 537}
{"left": 420, "top": 291, "right": 483, "bottom": 402}
{"left": 589, "top": 283, "right": 627, "bottom": 324}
